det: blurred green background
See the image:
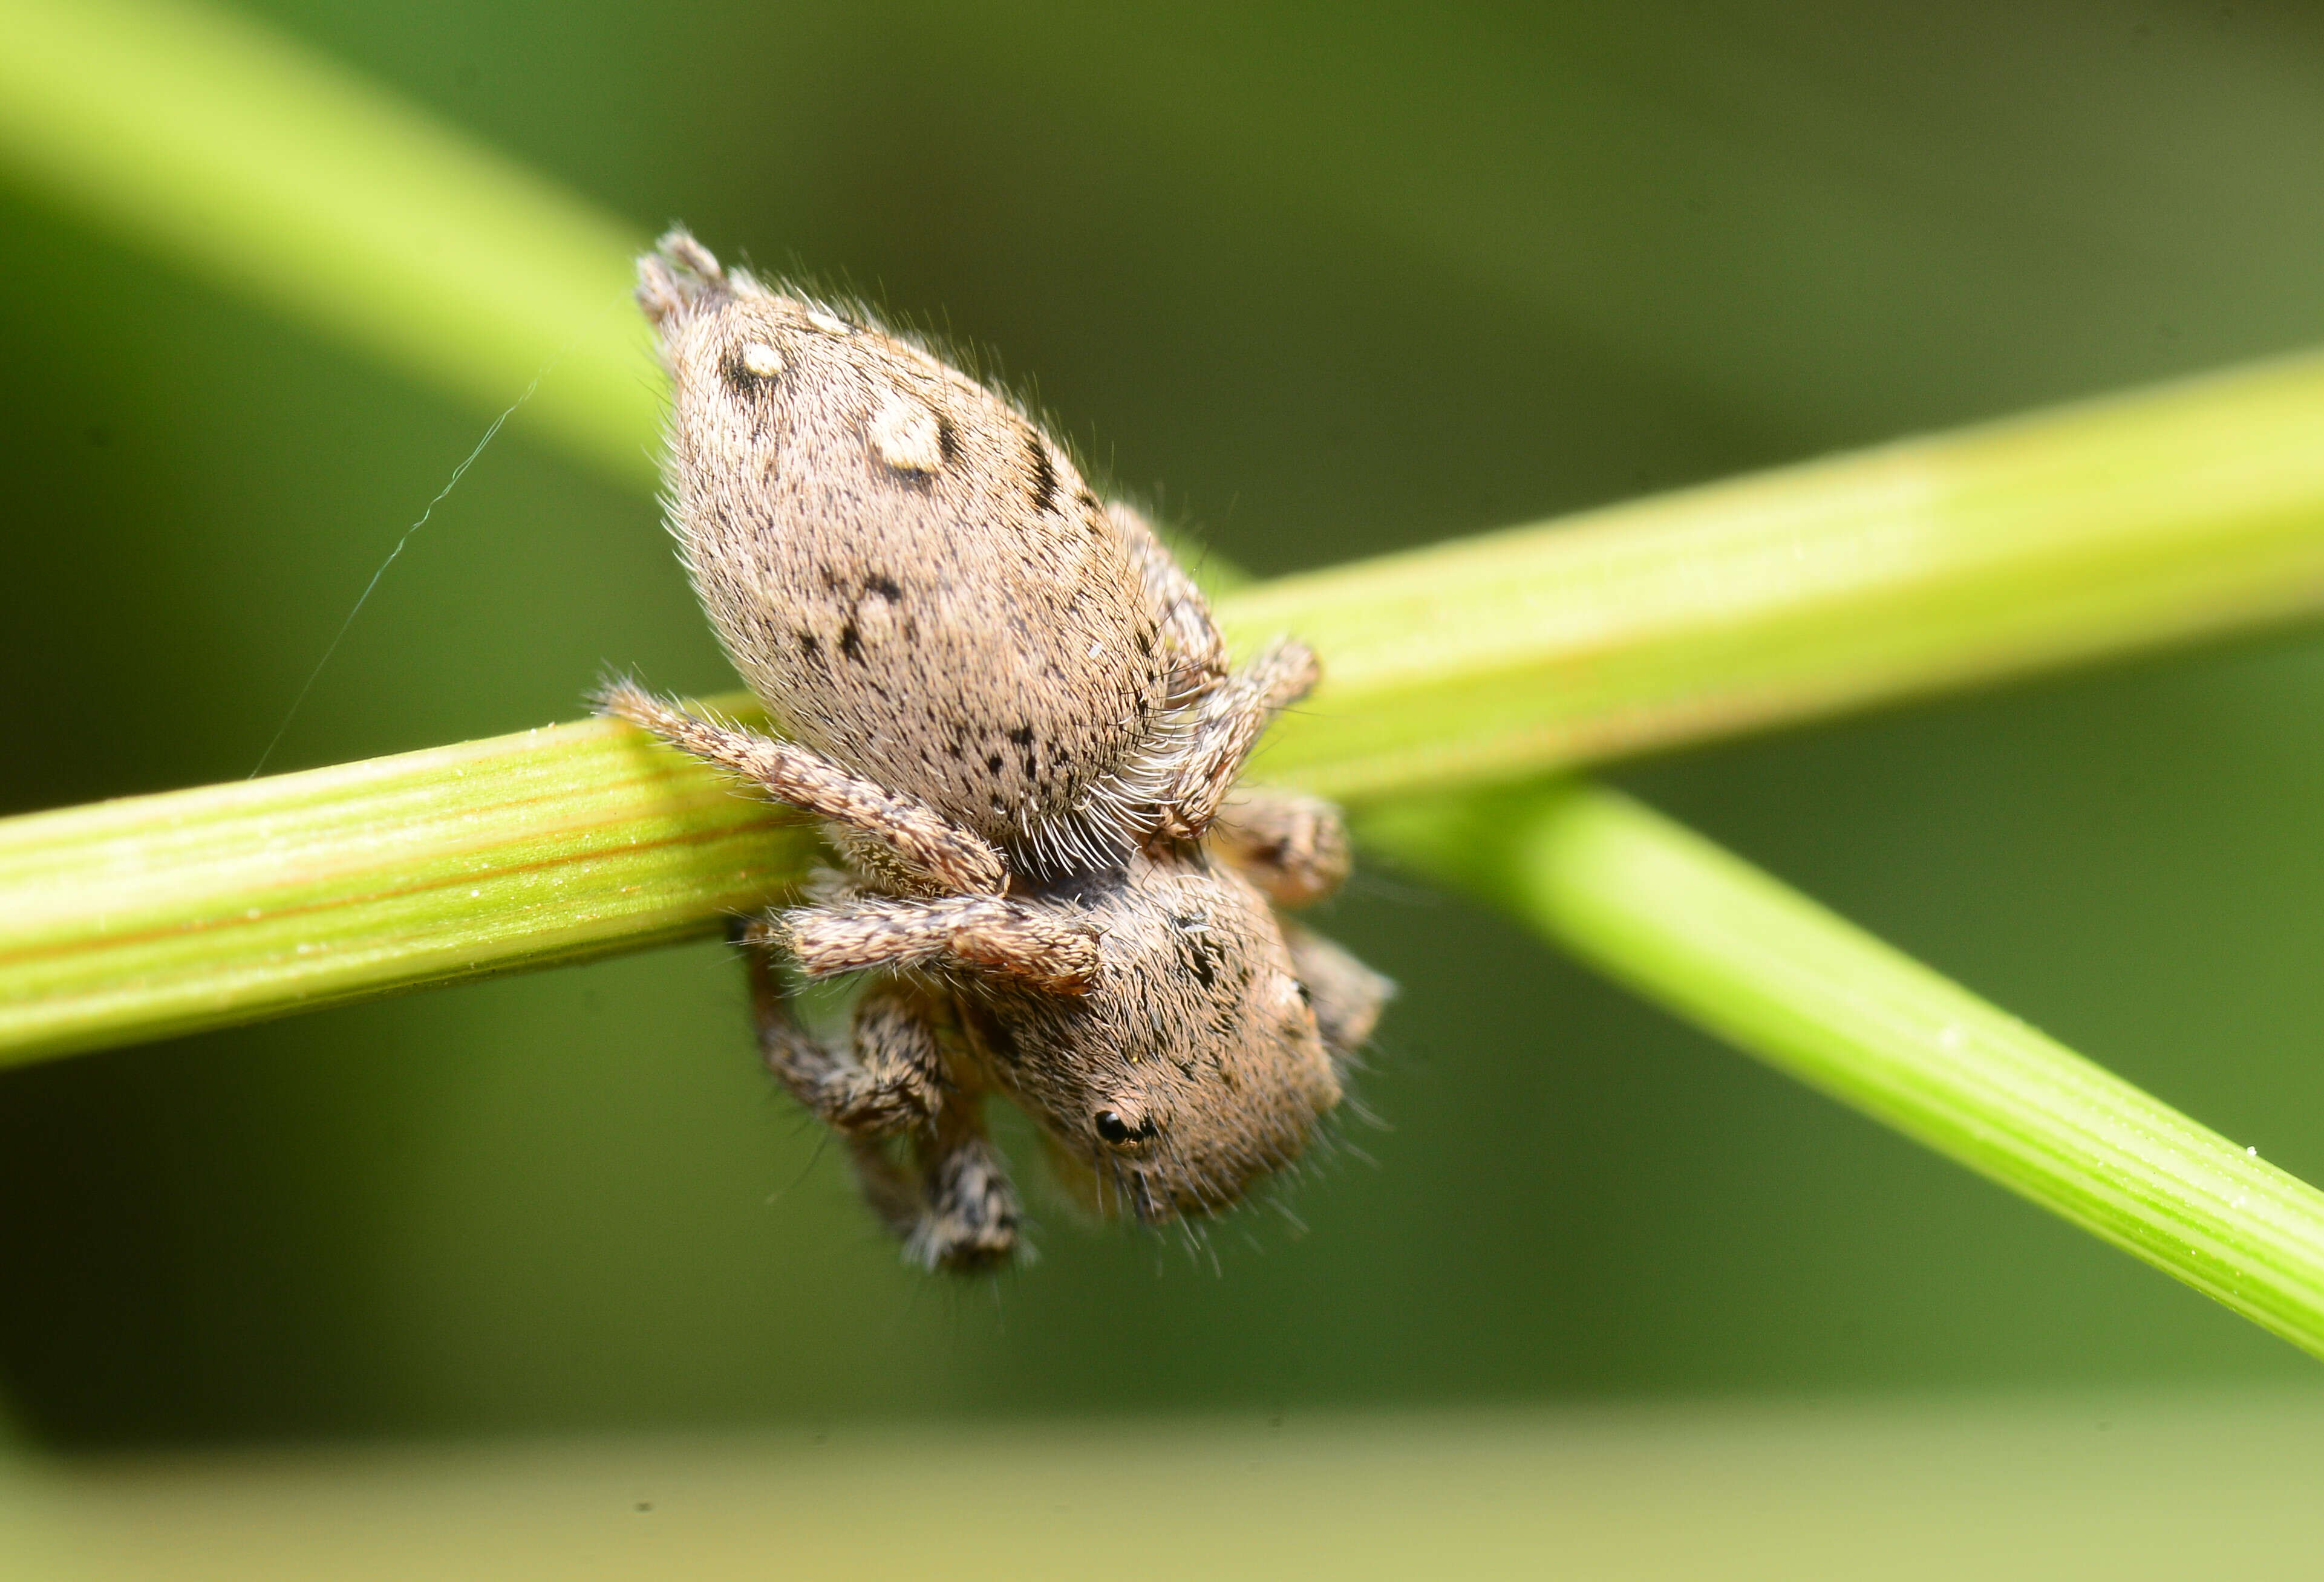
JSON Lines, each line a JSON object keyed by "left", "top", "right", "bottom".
{"left": 7, "top": 0, "right": 2324, "bottom": 1448}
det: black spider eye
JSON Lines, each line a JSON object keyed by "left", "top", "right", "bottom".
{"left": 1294, "top": 980, "right": 1314, "bottom": 1006}
{"left": 1095, "top": 1110, "right": 1155, "bottom": 1145}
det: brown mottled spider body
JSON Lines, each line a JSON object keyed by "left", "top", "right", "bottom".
{"left": 601, "top": 231, "right": 1391, "bottom": 1270}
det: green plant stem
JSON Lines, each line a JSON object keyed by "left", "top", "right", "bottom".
{"left": 1366, "top": 782, "right": 2324, "bottom": 1359}
{"left": 0, "top": 717, "right": 815, "bottom": 1063}
{"left": 1244, "top": 353, "right": 2324, "bottom": 798}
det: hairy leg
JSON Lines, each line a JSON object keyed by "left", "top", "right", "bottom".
{"left": 1206, "top": 786, "right": 1353, "bottom": 908}
{"left": 900, "top": 1119, "right": 1022, "bottom": 1272}
{"left": 743, "top": 945, "right": 1020, "bottom": 1271}
{"left": 595, "top": 679, "right": 1006, "bottom": 895}
{"left": 743, "top": 945, "right": 949, "bottom": 1136}
{"left": 750, "top": 894, "right": 1102, "bottom": 995}
{"left": 843, "top": 1126, "right": 1022, "bottom": 1274}
{"left": 838, "top": 1096, "right": 1020, "bottom": 1272}
{"left": 1283, "top": 922, "right": 1395, "bottom": 1062}
{"left": 1150, "top": 639, "right": 1320, "bottom": 842}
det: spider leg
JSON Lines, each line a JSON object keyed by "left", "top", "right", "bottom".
{"left": 1149, "top": 639, "right": 1319, "bottom": 842}
{"left": 742, "top": 945, "right": 1020, "bottom": 1271}
{"left": 596, "top": 679, "right": 1005, "bottom": 896}
{"left": 751, "top": 894, "right": 1102, "bottom": 995}
{"left": 1206, "top": 786, "right": 1353, "bottom": 908}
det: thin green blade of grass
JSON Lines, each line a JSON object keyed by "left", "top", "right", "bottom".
{"left": 0, "top": 0, "right": 655, "bottom": 486}
{"left": 1365, "top": 781, "right": 2324, "bottom": 1359}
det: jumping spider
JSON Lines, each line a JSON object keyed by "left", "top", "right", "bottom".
{"left": 597, "top": 232, "right": 1391, "bottom": 1270}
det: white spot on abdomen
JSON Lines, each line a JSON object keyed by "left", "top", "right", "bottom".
{"left": 869, "top": 392, "right": 945, "bottom": 472}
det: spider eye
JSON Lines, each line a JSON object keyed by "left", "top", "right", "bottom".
{"left": 1294, "top": 980, "right": 1314, "bottom": 1006}
{"left": 1094, "top": 1109, "right": 1156, "bottom": 1145}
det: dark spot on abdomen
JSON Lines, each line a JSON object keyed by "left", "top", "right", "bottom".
{"left": 1026, "top": 434, "right": 1059, "bottom": 514}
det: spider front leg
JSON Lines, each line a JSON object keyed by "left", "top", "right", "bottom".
{"left": 1206, "top": 786, "right": 1352, "bottom": 908}
{"left": 742, "top": 946, "right": 1020, "bottom": 1271}
{"left": 899, "top": 1114, "right": 1022, "bottom": 1272}
{"left": 1150, "top": 639, "right": 1320, "bottom": 842}
{"left": 742, "top": 943, "right": 950, "bottom": 1136}
{"left": 844, "top": 1125, "right": 1020, "bottom": 1273}
{"left": 594, "top": 679, "right": 1006, "bottom": 896}
{"left": 749, "top": 894, "right": 1102, "bottom": 995}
